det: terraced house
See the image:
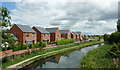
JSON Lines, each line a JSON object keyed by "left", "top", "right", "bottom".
{"left": 60, "top": 30, "right": 71, "bottom": 39}
{"left": 46, "top": 27, "right": 61, "bottom": 42}
{"left": 9, "top": 24, "right": 37, "bottom": 45}
{"left": 32, "top": 26, "right": 50, "bottom": 42}
{"left": 76, "top": 32, "right": 82, "bottom": 40}
{"left": 71, "top": 32, "right": 76, "bottom": 39}
{"left": 73, "top": 32, "right": 79, "bottom": 40}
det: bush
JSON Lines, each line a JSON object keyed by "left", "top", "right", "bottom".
{"left": 56, "top": 38, "right": 74, "bottom": 45}
{"left": 28, "top": 44, "right": 32, "bottom": 49}
{"left": 104, "top": 32, "right": 120, "bottom": 44}
{"left": 41, "top": 42, "right": 46, "bottom": 47}
{"left": 106, "top": 43, "right": 120, "bottom": 58}
{"left": 2, "top": 47, "right": 7, "bottom": 51}
{"left": 22, "top": 44, "right": 27, "bottom": 50}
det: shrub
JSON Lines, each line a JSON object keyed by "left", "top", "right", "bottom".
{"left": 56, "top": 38, "right": 74, "bottom": 45}
{"left": 2, "top": 47, "right": 7, "bottom": 51}
{"left": 106, "top": 43, "right": 120, "bottom": 58}
{"left": 28, "top": 44, "right": 32, "bottom": 49}
{"left": 104, "top": 32, "right": 120, "bottom": 44}
{"left": 22, "top": 44, "right": 27, "bottom": 50}
{"left": 41, "top": 42, "right": 46, "bottom": 47}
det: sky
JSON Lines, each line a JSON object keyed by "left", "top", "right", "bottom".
{"left": 1, "top": 0, "right": 119, "bottom": 35}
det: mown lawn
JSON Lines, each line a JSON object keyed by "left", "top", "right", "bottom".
{"left": 80, "top": 44, "right": 115, "bottom": 68}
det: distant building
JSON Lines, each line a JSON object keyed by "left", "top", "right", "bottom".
{"left": 46, "top": 27, "right": 61, "bottom": 42}
{"left": 71, "top": 32, "right": 76, "bottom": 39}
{"left": 72, "top": 32, "right": 79, "bottom": 40}
{"left": 76, "top": 32, "right": 82, "bottom": 40}
{"left": 32, "top": 26, "right": 50, "bottom": 42}
{"left": 9, "top": 24, "right": 37, "bottom": 45}
{"left": 60, "top": 30, "right": 71, "bottom": 39}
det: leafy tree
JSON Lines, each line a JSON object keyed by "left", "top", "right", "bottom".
{"left": 1, "top": 6, "right": 16, "bottom": 47}
{"left": 117, "top": 19, "right": 120, "bottom": 32}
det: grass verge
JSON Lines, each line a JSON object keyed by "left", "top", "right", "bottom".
{"left": 2, "top": 40, "right": 103, "bottom": 68}
{"left": 80, "top": 44, "right": 115, "bottom": 68}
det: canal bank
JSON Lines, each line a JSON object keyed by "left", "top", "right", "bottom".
{"left": 3, "top": 41, "right": 103, "bottom": 69}
{"left": 20, "top": 43, "right": 104, "bottom": 69}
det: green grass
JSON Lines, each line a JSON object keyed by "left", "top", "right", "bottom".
{"left": 2, "top": 40, "right": 103, "bottom": 68}
{"left": 80, "top": 44, "right": 115, "bottom": 68}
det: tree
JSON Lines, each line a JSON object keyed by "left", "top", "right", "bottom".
{"left": 117, "top": 19, "right": 120, "bottom": 32}
{"left": 0, "top": 6, "right": 16, "bottom": 47}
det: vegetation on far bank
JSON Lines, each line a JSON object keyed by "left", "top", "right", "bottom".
{"left": 2, "top": 40, "right": 102, "bottom": 68}
{"left": 80, "top": 44, "right": 120, "bottom": 68}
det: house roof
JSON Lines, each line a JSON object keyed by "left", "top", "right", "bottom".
{"left": 46, "top": 27, "right": 58, "bottom": 33}
{"left": 73, "top": 32, "right": 79, "bottom": 35}
{"left": 33, "top": 26, "right": 50, "bottom": 33}
{"left": 15, "top": 24, "right": 36, "bottom": 33}
{"left": 71, "top": 32, "right": 76, "bottom": 35}
{"left": 76, "top": 32, "right": 81, "bottom": 35}
{"left": 60, "top": 30, "right": 69, "bottom": 34}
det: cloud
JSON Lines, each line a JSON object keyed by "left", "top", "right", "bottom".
{"left": 9, "top": 0, "right": 118, "bottom": 35}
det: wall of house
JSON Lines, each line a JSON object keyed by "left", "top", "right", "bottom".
{"left": 71, "top": 34, "right": 76, "bottom": 39}
{"left": 80, "top": 32, "right": 82, "bottom": 39}
{"left": 32, "top": 27, "right": 41, "bottom": 42}
{"left": 61, "top": 34, "right": 67, "bottom": 39}
{"left": 23, "top": 33, "right": 37, "bottom": 44}
{"left": 55, "top": 28, "right": 61, "bottom": 41}
{"left": 67, "top": 30, "right": 71, "bottom": 38}
{"left": 9, "top": 24, "right": 23, "bottom": 43}
{"left": 50, "top": 33, "right": 55, "bottom": 42}
{"left": 41, "top": 33, "right": 50, "bottom": 42}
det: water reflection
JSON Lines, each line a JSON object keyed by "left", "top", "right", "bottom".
{"left": 21, "top": 43, "right": 104, "bottom": 69}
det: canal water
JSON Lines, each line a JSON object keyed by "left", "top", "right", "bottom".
{"left": 21, "top": 43, "right": 104, "bottom": 69}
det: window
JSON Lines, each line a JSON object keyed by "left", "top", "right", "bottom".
{"left": 27, "top": 34, "right": 29, "bottom": 37}
{"left": 25, "top": 40, "right": 31, "bottom": 45}
{"left": 51, "top": 34, "right": 52, "bottom": 37}
{"left": 57, "top": 34, "right": 59, "bottom": 37}
{"left": 43, "top": 34, "right": 45, "bottom": 37}
{"left": 47, "top": 34, "right": 49, "bottom": 37}
{"left": 32, "top": 33, "right": 35, "bottom": 37}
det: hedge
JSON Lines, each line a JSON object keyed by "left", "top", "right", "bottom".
{"left": 56, "top": 38, "right": 74, "bottom": 45}
{"left": 2, "top": 41, "right": 47, "bottom": 52}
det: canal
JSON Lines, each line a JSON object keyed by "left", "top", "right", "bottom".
{"left": 21, "top": 43, "right": 104, "bottom": 69}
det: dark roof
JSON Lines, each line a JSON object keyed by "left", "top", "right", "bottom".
{"left": 15, "top": 24, "right": 36, "bottom": 33}
{"left": 71, "top": 32, "right": 75, "bottom": 35}
{"left": 76, "top": 32, "right": 81, "bottom": 35}
{"left": 73, "top": 32, "right": 79, "bottom": 35}
{"left": 60, "top": 30, "right": 69, "bottom": 34}
{"left": 46, "top": 27, "right": 58, "bottom": 33}
{"left": 33, "top": 26, "right": 49, "bottom": 33}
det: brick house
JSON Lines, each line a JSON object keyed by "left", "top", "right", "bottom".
{"left": 71, "top": 32, "right": 76, "bottom": 39}
{"left": 76, "top": 32, "right": 82, "bottom": 39}
{"left": 32, "top": 26, "right": 50, "bottom": 42}
{"left": 9, "top": 24, "right": 37, "bottom": 45}
{"left": 60, "top": 30, "right": 71, "bottom": 39}
{"left": 73, "top": 32, "right": 79, "bottom": 40}
{"left": 46, "top": 27, "right": 61, "bottom": 42}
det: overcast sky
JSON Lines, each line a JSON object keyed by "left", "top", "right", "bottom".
{"left": 2, "top": 0, "right": 119, "bottom": 35}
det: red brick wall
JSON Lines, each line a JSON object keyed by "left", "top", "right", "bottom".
{"left": 80, "top": 32, "right": 82, "bottom": 39}
{"left": 23, "top": 33, "right": 37, "bottom": 44}
{"left": 67, "top": 30, "right": 71, "bottom": 38}
{"left": 9, "top": 24, "right": 23, "bottom": 43}
{"left": 71, "top": 34, "right": 76, "bottom": 39}
{"left": 9, "top": 24, "right": 37, "bottom": 44}
{"left": 50, "top": 33, "right": 55, "bottom": 42}
{"left": 55, "top": 28, "right": 61, "bottom": 41}
{"left": 32, "top": 27, "right": 41, "bottom": 42}
{"left": 41, "top": 33, "right": 50, "bottom": 42}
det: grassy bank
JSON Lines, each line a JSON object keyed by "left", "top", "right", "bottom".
{"left": 80, "top": 44, "right": 118, "bottom": 68}
{"left": 2, "top": 40, "right": 103, "bottom": 68}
